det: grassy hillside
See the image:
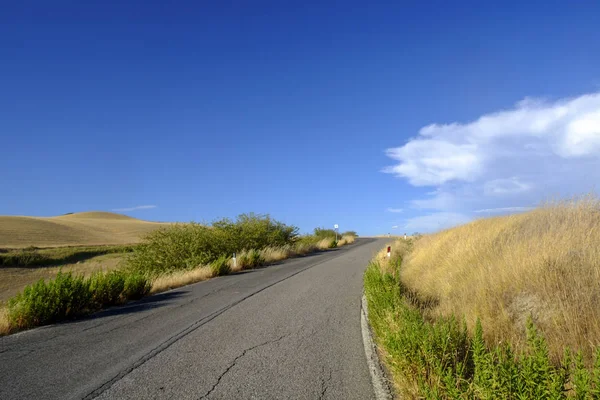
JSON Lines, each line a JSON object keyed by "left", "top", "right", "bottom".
{"left": 400, "top": 197, "right": 600, "bottom": 361}
{"left": 0, "top": 212, "right": 167, "bottom": 248}
{"left": 365, "top": 199, "right": 600, "bottom": 397}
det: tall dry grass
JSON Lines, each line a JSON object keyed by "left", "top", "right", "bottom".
{"left": 337, "top": 234, "right": 356, "bottom": 247}
{"left": 316, "top": 238, "right": 335, "bottom": 250}
{"left": 150, "top": 267, "right": 214, "bottom": 294}
{"left": 0, "top": 307, "right": 9, "bottom": 335}
{"left": 260, "top": 246, "right": 293, "bottom": 263}
{"left": 400, "top": 196, "right": 600, "bottom": 361}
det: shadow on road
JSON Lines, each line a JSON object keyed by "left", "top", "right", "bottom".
{"left": 79, "top": 290, "right": 187, "bottom": 322}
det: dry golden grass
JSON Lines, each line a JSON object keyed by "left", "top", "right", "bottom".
{"left": 399, "top": 196, "right": 600, "bottom": 361}
{"left": 338, "top": 234, "right": 356, "bottom": 246}
{"left": 229, "top": 256, "right": 242, "bottom": 273}
{"left": 0, "top": 253, "right": 124, "bottom": 303}
{"left": 0, "top": 211, "right": 167, "bottom": 248}
{"left": 316, "top": 238, "right": 334, "bottom": 250}
{"left": 260, "top": 246, "right": 293, "bottom": 263}
{"left": 293, "top": 242, "right": 318, "bottom": 255}
{"left": 150, "top": 267, "right": 214, "bottom": 294}
{"left": 374, "top": 239, "right": 412, "bottom": 275}
{"left": 0, "top": 307, "right": 9, "bottom": 336}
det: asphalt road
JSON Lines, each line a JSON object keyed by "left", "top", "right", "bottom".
{"left": 0, "top": 238, "right": 386, "bottom": 400}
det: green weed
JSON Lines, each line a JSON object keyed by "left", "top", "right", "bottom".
{"left": 6, "top": 270, "right": 151, "bottom": 330}
{"left": 210, "top": 255, "right": 232, "bottom": 276}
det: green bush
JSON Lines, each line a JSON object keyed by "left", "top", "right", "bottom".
{"left": 212, "top": 213, "right": 299, "bottom": 251}
{"left": 313, "top": 228, "right": 338, "bottom": 239}
{"left": 122, "top": 272, "right": 152, "bottom": 300}
{"left": 89, "top": 271, "right": 125, "bottom": 308}
{"left": 210, "top": 255, "right": 231, "bottom": 276}
{"left": 328, "top": 239, "right": 338, "bottom": 248}
{"left": 364, "top": 260, "right": 600, "bottom": 399}
{"left": 7, "top": 270, "right": 151, "bottom": 330}
{"left": 127, "top": 214, "right": 298, "bottom": 276}
{"left": 8, "top": 271, "right": 91, "bottom": 328}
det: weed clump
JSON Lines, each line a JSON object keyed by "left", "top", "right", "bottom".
{"left": 210, "top": 255, "right": 231, "bottom": 276}
{"left": 6, "top": 270, "right": 151, "bottom": 331}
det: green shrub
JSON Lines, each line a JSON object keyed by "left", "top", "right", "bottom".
{"left": 89, "top": 271, "right": 125, "bottom": 308}
{"left": 127, "top": 223, "right": 217, "bottom": 276}
{"left": 210, "top": 255, "right": 231, "bottom": 276}
{"left": 8, "top": 271, "right": 91, "bottom": 328}
{"left": 7, "top": 269, "right": 152, "bottom": 331}
{"left": 122, "top": 272, "right": 151, "bottom": 300}
{"left": 212, "top": 213, "right": 299, "bottom": 251}
{"left": 328, "top": 239, "right": 338, "bottom": 248}
{"left": 127, "top": 214, "right": 298, "bottom": 276}
{"left": 313, "top": 228, "right": 338, "bottom": 239}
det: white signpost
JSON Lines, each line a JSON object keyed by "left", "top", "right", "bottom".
{"left": 334, "top": 224, "right": 339, "bottom": 241}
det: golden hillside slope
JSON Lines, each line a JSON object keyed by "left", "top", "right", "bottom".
{"left": 400, "top": 197, "right": 600, "bottom": 360}
{"left": 0, "top": 212, "right": 168, "bottom": 248}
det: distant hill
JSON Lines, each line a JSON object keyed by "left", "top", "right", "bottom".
{"left": 0, "top": 212, "right": 169, "bottom": 248}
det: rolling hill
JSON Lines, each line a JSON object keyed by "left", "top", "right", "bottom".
{"left": 0, "top": 212, "right": 168, "bottom": 248}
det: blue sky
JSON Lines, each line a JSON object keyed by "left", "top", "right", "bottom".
{"left": 2, "top": 1, "right": 599, "bottom": 235}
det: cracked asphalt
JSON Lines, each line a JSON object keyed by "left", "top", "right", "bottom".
{"left": 0, "top": 238, "right": 386, "bottom": 399}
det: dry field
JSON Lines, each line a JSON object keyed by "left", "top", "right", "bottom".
{"left": 0, "top": 211, "right": 167, "bottom": 248}
{"left": 0, "top": 211, "right": 167, "bottom": 304}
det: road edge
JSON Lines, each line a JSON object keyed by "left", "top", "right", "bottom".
{"left": 361, "top": 293, "right": 394, "bottom": 400}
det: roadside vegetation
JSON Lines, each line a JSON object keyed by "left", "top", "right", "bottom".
{"left": 6, "top": 270, "right": 151, "bottom": 330}
{"left": 365, "top": 197, "right": 600, "bottom": 398}
{"left": 0, "top": 213, "right": 356, "bottom": 335}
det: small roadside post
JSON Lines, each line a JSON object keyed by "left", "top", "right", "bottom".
{"left": 233, "top": 252, "right": 237, "bottom": 269}
{"left": 334, "top": 224, "right": 339, "bottom": 242}
{"left": 387, "top": 246, "right": 391, "bottom": 258}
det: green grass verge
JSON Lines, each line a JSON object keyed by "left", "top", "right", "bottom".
{"left": 0, "top": 245, "right": 135, "bottom": 268}
{"left": 364, "top": 255, "right": 600, "bottom": 399}
{"left": 6, "top": 270, "right": 150, "bottom": 330}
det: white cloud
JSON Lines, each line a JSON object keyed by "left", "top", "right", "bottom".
{"left": 474, "top": 207, "right": 534, "bottom": 214}
{"left": 403, "top": 212, "right": 472, "bottom": 233}
{"left": 484, "top": 177, "right": 531, "bottom": 195}
{"left": 384, "top": 92, "right": 600, "bottom": 186}
{"left": 386, "top": 208, "right": 403, "bottom": 213}
{"left": 384, "top": 141, "right": 482, "bottom": 186}
{"left": 383, "top": 92, "right": 600, "bottom": 233}
{"left": 112, "top": 205, "right": 157, "bottom": 212}
{"left": 391, "top": 225, "right": 399, "bottom": 229}
{"left": 411, "top": 190, "right": 458, "bottom": 210}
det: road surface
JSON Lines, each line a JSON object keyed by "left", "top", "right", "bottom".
{"left": 0, "top": 238, "right": 386, "bottom": 400}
